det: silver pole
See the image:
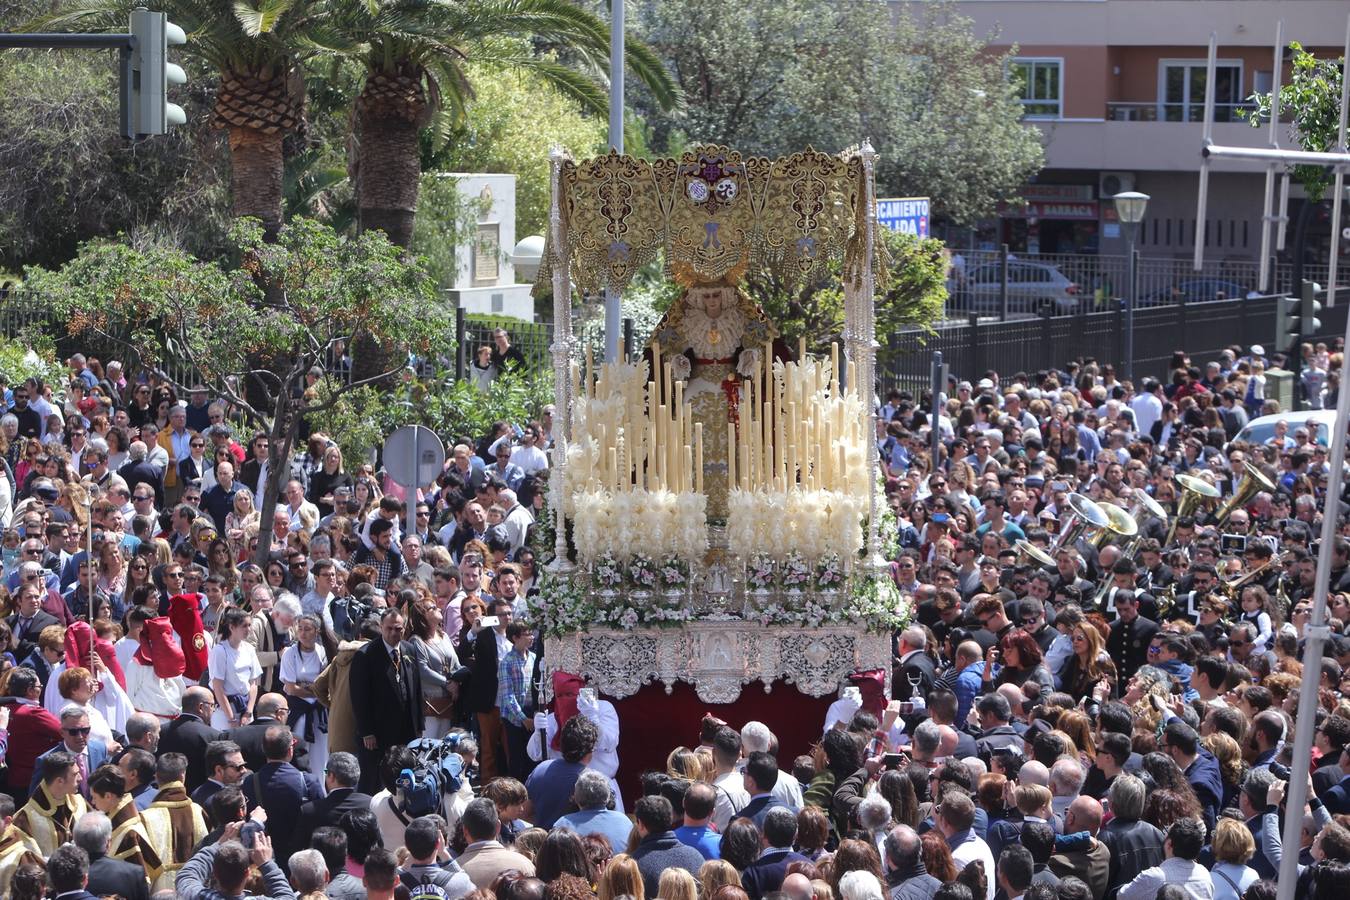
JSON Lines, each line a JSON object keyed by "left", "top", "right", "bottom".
{"left": 1204, "top": 144, "right": 1350, "bottom": 166}
{"left": 1124, "top": 236, "right": 1136, "bottom": 381}
{"left": 603, "top": 0, "right": 624, "bottom": 363}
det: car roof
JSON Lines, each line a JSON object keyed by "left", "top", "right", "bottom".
{"left": 1242, "top": 410, "right": 1337, "bottom": 430}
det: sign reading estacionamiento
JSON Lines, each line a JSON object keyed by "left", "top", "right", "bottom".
{"left": 877, "top": 197, "right": 930, "bottom": 238}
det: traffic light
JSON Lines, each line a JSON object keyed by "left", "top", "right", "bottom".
{"left": 1274, "top": 293, "right": 1301, "bottom": 355}
{"left": 1301, "top": 280, "right": 1323, "bottom": 338}
{"left": 129, "top": 8, "right": 186, "bottom": 137}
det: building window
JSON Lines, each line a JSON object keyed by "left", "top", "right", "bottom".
{"left": 1011, "top": 58, "right": 1062, "bottom": 119}
{"left": 1159, "top": 61, "right": 1243, "bottom": 122}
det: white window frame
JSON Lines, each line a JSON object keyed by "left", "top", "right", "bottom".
{"left": 1157, "top": 58, "right": 1244, "bottom": 122}
{"left": 1011, "top": 57, "right": 1064, "bottom": 120}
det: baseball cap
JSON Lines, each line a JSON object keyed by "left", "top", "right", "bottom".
{"left": 1250, "top": 344, "right": 1265, "bottom": 356}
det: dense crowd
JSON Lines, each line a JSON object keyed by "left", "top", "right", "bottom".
{"left": 0, "top": 333, "right": 1343, "bottom": 900}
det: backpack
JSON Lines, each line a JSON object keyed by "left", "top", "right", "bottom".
{"left": 392, "top": 736, "right": 468, "bottom": 820}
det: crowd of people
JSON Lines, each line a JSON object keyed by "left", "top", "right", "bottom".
{"left": 0, "top": 334, "right": 1342, "bottom": 900}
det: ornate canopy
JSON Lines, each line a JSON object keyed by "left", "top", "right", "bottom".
{"left": 535, "top": 144, "right": 878, "bottom": 296}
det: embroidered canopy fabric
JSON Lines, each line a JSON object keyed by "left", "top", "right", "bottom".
{"left": 536, "top": 144, "right": 874, "bottom": 296}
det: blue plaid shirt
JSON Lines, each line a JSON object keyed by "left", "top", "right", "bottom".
{"left": 496, "top": 647, "right": 535, "bottom": 727}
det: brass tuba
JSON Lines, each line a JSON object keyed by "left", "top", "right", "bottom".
{"left": 1165, "top": 474, "right": 1221, "bottom": 546}
{"left": 1213, "top": 461, "right": 1277, "bottom": 527}
{"left": 1089, "top": 503, "right": 1139, "bottom": 550}
{"left": 1015, "top": 538, "right": 1055, "bottom": 569}
{"left": 1055, "top": 493, "right": 1111, "bottom": 552}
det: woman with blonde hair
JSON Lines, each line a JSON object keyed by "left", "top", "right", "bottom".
{"left": 667, "top": 746, "right": 708, "bottom": 783}
{"left": 1210, "top": 816, "right": 1260, "bottom": 899}
{"left": 1057, "top": 710, "right": 1097, "bottom": 765}
{"left": 1203, "top": 731, "right": 1248, "bottom": 813}
{"left": 657, "top": 868, "right": 698, "bottom": 900}
{"left": 1059, "top": 622, "right": 1116, "bottom": 698}
{"left": 699, "top": 859, "right": 741, "bottom": 898}
{"left": 226, "top": 487, "right": 259, "bottom": 548}
{"left": 598, "top": 853, "right": 644, "bottom": 900}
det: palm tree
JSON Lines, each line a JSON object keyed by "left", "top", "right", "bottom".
{"left": 339, "top": 0, "right": 679, "bottom": 249}
{"left": 334, "top": 0, "right": 679, "bottom": 380}
{"left": 31, "top": 0, "right": 345, "bottom": 238}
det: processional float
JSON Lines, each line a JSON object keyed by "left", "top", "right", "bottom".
{"left": 530, "top": 143, "right": 905, "bottom": 703}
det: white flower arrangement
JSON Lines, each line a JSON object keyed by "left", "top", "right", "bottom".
{"left": 781, "top": 552, "right": 812, "bottom": 591}
{"left": 570, "top": 487, "right": 707, "bottom": 564}
{"left": 627, "top": 554, "right": 659, "bottom": 590}
{"left": 746, "top": 554, "right": 777, "bottom": 591}
{"left": 727, "top": 488, "right": 866, "bottom": 563}
{"left": 815, "top": 554, "right": 844, "bottom": 591}
{"left": 659, "top": 557, "right": 690, "bottom": 589}
{"left": 593, "top": 553, "right": 624, "bottom": 589}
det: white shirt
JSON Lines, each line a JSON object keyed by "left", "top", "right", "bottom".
{"left": 950, "top": 832, "right": 996, "bottom": 900}
{"left": 1130, "top": 393, "right": 1163, "bottom": 437}
{"left": 126, "top": 659, "right": 187, "bottom": 718}
{"left": 509, "top": 445, "right": 549, "bottom": 474}
{"left": 209, "top": 640, "right": 261, "bottom": 696}
{"left": 711, "top": 770, "right": 750, "bottom": 832}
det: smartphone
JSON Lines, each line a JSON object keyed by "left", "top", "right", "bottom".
{"left": 479, "top": 616, "right": 501, "bottom": 628}
{"left": 240, "top": 820, "right": 265, "bottom": 849}
{"left": 579, "top": 687, "right": 597, "bottom": 705}
{"left": 882, "top": 753, "right": 906, "bottom": 770}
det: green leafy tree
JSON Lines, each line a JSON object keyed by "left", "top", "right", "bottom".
{"left": 1245, "top": 42, "right": 1347, "bottom": 201}
{"left": 622, "top": 0, "right": 1043, "bottom": 224}
{"left": 25, "top": 217, "right": 445, "bottom": 566}
{"left": 744, "top": 230, "right": 947, "bottom": 353}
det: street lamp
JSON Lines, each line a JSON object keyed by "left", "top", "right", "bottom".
{"left": 1114, "top": 191, "right": 1150, "bottom": 381}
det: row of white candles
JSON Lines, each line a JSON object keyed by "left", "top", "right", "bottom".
{"left": 571, "top": 337, "right": 861, "bottom": 496}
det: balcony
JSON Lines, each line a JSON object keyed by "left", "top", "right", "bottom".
{"left": 1105, "top": 102, "right": 1255, "bottom": 123}
{"left": 1035, "top": 117, "right": 1273, "bottom": 171}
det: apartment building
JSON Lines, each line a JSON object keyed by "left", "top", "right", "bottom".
{"left": 920, "top": 0, "right": 1345, "bottom": 262}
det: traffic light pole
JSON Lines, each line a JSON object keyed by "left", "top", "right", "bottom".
{"left": 0, "top": 32, "right": 139, "bottom": 139}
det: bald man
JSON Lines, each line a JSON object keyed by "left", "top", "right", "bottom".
{"left": 782, "top": 873, "right": 813, "bottom": 900}
{"left": 1048, "top": 796, "right": 1110, "bottom": 900}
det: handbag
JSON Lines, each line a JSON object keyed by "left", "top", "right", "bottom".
{"left": 424, "top": 695, "right": 456, "bottom": 718}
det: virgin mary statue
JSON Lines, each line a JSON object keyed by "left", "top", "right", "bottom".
{"left": 648, "top": 279, "right": 784, "bottom": 519}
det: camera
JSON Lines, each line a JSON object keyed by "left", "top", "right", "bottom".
{"left": 240, "top": 820, "right": 265, "bottom": 849}
{"left": 1220, "top": 534, "right": 1247, "bottom": 554}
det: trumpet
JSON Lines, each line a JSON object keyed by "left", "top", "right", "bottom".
{"left": 1165, "top": 474, "right": 1221, "bottom": 546}
{"left": 1214, "top": 557, "right": 1277, "bottom": 600}
{"left": 1213, "top": 461, "right": 1277, "bottom": 527}
{"left": 1055, "top": 493, "right": 1111, "bottom": 552}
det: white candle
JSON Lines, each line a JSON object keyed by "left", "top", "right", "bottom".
{"left": 695, "top": 423, "right": 704, "bottom": 495}
{"left": 726, "top": 420, "right": 735, "bottom": 489}
{"left": 652, "top": 342, "right": 661, "bottom": 405}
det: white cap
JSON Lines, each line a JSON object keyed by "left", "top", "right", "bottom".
{"left": 977, "top": 378, "right": 994, "bottom": 389}
{"left": 1250, "top": 344, "right": 1265, "bottom": 357}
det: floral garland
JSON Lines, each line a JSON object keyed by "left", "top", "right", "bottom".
{"left": 531, "top": 569, "right": 908, "bottom": 637}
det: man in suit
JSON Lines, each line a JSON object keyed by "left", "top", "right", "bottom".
{"left": 1105, "top": 590, "right": 1159, "bottom": 679}
{"left": 116, "top": 442, "right": 164, "bottom": 509}
{"left": 242, "top": 725, "right": 322, "bottom": 870}
{"left": 30, "top": 707, "right": 109, "bottom": 800}
{"left": 190, "top": 740, "right": 248, "bottom": 809}
{"left": 295, "top": 751, "right": 370, "bottom": 851}
{"left": 892, "top": 624, "right": 937, "bottom": 717}
{"left": 456, "top": 797, "right": 535, "bottom": 888}
{"left": 739, "top": 752, "right": 792, "bottom": 828}
{"left": 74, "top": 811, "right": 149, "bottom": 900}
{"left": 156, "top": 687, "right": 225, "bottom": 793}
{"left": 741, "top": 807, "right": 811, "bottom": 900}
{"left": 227, "top": 693, "right": 308, "bottom": 774}
{"left": 7, "top": 584, "right": 60, "bottom": 664}
{"left": 238, "top": 433, "right": 272, "bottom": 497}
{"left": 1, "top": 667, "right": 62, "bottom": 802}
{"left": 467, "top": 598, "right": 514, "bottom": 782}
{"left": 349, "top": 608, "right": 424, "bottom": 795}
{"left": 45, "top": 841, "right": 102, "bottom": 900}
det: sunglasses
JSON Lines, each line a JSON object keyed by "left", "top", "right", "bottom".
{"left": 63, "top": 727, "right": 92, "bottom": 737}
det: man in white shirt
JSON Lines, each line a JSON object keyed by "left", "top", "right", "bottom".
{"left": 497, "top": 489, "right": 534, "bottom": 555}
{"left": 739, "top": 721, "right": 804, "bottom": 810}
{"left": 1117, "top": 817, "right": 1214, "bottom": 900}
{"left": 936, "top": 791, "right": 995, "bottom": 900}
{"left": 709, "top": 727, "right": 749, "bottom": 833}
{"left": 1130, "top": 379, "right": 1164, "bottom": 437}
{"left": 508, "top": 427, "right": 549, "bottom": 475}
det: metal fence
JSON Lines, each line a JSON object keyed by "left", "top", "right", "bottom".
{"left": 947, "top": 248, "right": 1338, "bottom": 321}
{"left": 881, "top": 292, "right": 1350, "bottom": 392}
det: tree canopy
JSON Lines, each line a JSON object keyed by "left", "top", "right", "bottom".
{"left": 622, "top": 0, "right": 1044, "bottom": 224}
{"left": 1246, "top": 41, "right": 1347, "bottom": 202}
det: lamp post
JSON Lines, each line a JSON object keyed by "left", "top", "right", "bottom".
{"left": 1113, "top": 191, "right": 1150, "bottom": 381}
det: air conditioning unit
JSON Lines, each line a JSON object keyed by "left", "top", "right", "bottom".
{"left": 1100, "top": 172, "right": 1136, "bottom": 198}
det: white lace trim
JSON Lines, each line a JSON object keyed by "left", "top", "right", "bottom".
{"left": 681, "top": 306, "right": 748, "bottom": 359}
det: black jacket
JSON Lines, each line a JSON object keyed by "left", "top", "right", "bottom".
{"left": 157, "top": 713, "right": 226, "bottom": 793}
{"left": 87, "top": 850, "right": 149, "bottom": 900}
{"left": 229, "top": 716, "right": 310, "bottom": 774}
{"left": 468, "top": 627, "right": 503, "bottom": 714}
{"left": 117, "top": 460, "right": 164, "bottom": 507}
{"left": 296, "top": 786, "right": 374, "bottom": 850}
{"left": 1099, "top": 817, "right": 1165, "bottom": 899}
{"left": 350, "top": 639, "right": 425, "bottom": 747}
{"left": 1106, "top": 615, "right": 1159, "bottom": 678}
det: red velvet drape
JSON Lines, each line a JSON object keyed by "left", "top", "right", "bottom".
{"left": 608, "top": 680, "right": 834, "bottom": 801}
